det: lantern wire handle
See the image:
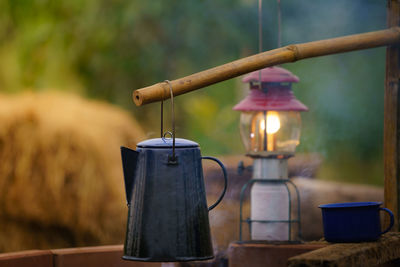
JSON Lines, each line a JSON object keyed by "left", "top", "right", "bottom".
{"left": 160, "top": 96, "right": 164, "bottom": 138}
{"left": 258, "top": 0, "right": 262, "bottom": 54}
{"left": 258, "top": 0, "right": 262, "bottom": 90}
{"left": 277, "top": 0, "right": 282, "bottom": 48}
{"left": 162, "top": 80, "right": 176, "bottom": 162}
{"left": 257, "top": 0, "right": 282, "bottom": 88}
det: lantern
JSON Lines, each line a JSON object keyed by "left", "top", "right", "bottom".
{"left": 234, "top": 67, "right": 308, "bottom": 241}
{"left": 234, "top": 67, "right": 308, "bottom": 157}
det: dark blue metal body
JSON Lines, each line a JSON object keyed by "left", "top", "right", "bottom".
{"left": 319, "top": 202, "right": 394, "bottom": 242}
{"left": 120, "top": 138, "right": 227, "bottom": 262}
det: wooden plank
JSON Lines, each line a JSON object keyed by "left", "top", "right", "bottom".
{"left": 0, "top": 250, "right": 53, "bottom": 267}
{"left": 384, "top": 0, "right": 400, "bottom": 232}
{"left": 227, "top": 242, "right": 327, "bottom": 267}
{"left": 51, "top": 245, "right": 160, "bottom": 267}
{"left": 287, "top": 232, "right": 400, "bottom": 267}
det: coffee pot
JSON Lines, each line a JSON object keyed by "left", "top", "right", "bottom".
{"left": 121, "top": 137, "right": 227, "bottom": 262}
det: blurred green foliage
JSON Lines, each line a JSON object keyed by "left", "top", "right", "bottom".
{"left": 0, "top": 0, "right": 387, "bottom": 185}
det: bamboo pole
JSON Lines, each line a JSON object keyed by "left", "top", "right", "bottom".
{"left": 133, "top": 27, "right": 400, "bottom": 106}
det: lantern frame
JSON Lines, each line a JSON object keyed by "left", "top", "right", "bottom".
{"left": 234, "top": 67, "right": 308, "bottom": 158}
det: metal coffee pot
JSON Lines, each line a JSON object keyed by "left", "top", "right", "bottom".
{"left": 121, "top": 137, "right": 227, "bottom": 262}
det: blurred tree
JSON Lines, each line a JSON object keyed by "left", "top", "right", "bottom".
{"left": 0, "top": 0, "right": 388, "bottom": 184}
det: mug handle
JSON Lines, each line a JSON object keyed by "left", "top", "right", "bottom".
{"left": 202, "top": 156, "right": 228, "bottom": 211}
{"left": 380, "top": 207, "right": 395, "bottom": 235}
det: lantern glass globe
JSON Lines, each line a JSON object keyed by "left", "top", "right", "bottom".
{"left": 239, "top": 111, "right": 301, "bottom": 156}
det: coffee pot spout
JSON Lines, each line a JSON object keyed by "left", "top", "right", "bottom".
{"left": 120, "top": 146, "right": 139, "bottom": 205}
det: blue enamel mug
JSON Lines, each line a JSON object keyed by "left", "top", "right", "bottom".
{"left": 319, "top": 202, "right": 394, "bottom": 242}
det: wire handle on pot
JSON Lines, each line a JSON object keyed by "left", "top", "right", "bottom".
{"left": 160, "top": 80, "right": 176, "bottom": 163}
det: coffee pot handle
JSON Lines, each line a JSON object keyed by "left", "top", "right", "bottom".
{"left": 201, "top": 156, "right": 228, "bottom": 211}
{"left": 380, "top": 207, "right": 394, "bottom": 235}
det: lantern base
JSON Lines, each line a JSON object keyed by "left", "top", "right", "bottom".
{"left": 239, "top": 157, "right": 301, "bottom": 242}
{"left": 239, "top": 178, "right": 302, "bottom": 242}
{"left": 246, "top": 151, "right": 294, "bottom": 159}
{"left": 236, "top": 240, "right": 302, "bottom": 245}
{"left": 122, "top": 255, "right": 214, "bottom": 262}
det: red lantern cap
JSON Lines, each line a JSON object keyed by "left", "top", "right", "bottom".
{"left": 242, "top": 67, "right": 299, "bottom": 83}
{"left": 233, "top": 67, "right": 308, "bottom": 112}
{"left": 233, "top": 88, "right": 308, "bottom": 111}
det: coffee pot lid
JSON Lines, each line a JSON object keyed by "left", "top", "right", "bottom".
{"left": 137, "top": 138, "right": 199, "bottom": 148}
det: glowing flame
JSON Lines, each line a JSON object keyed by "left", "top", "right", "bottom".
{"left": 260, "top": 112, "right": 281, "bottom": 134}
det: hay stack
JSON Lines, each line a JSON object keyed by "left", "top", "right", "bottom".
{"left": 0, "top": 92, "right": 144, "bottom": 252}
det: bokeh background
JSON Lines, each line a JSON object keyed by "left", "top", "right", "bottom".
{"left": 0, "top": 0, "right": 388, "bottom": 252}
{"left": 0, "top": 0, "right": 386, "bottom": 184}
